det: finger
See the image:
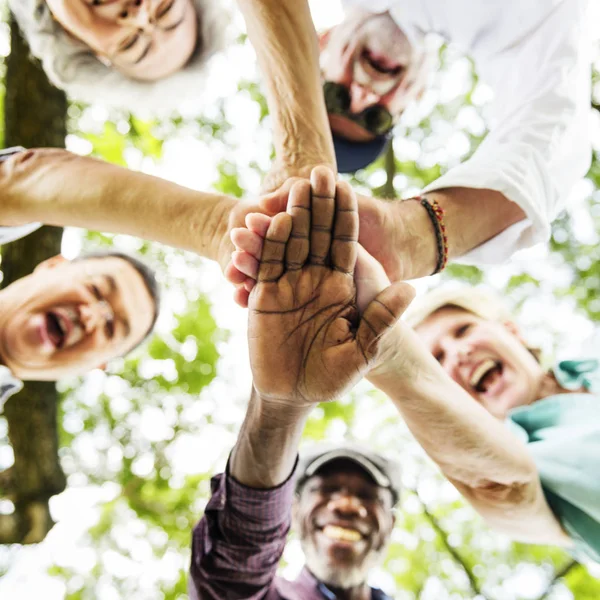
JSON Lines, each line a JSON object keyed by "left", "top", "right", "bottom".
{"left": 233, "top": 287, "right": 250, "bottom": 308}
{"left": 245, "top": 213, "right": 272, "bottom": 237}
{"left": 285, "top": 179, "right": 312, "bottom": 270}
{"left": 258, "top": 212, "right": 293, "bottom": 283}
{"left": 331, "top": 180, "right": 358, "bottom": 275}
{"left": 259, "top": 177, "right": 302, "bottom": 215}
{"left": 244, "top": 279, "right": 256, "bottom": 293}
{"left": 356, "top": 282, "right": 416, "bottom": 361}
{"left": 231, "top": 228, "right": 265, "bottom": 260}
{"left": 232, "top": 250, "right": 259, "bottom": 280}
{"left": 354, "top": 244, "right": 389, "bottom": 312}
{"left": 224, "top": 260, "right": 248, "bottom": 286}
{"left": 309, "top": 166, "right": 336, "bottom": 266}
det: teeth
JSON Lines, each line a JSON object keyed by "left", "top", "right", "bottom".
{"left": 322, "top": 525, "right": 362, "bottom": 542}
{"left": 469, "top": 359, "right": 497, "bottom": 389}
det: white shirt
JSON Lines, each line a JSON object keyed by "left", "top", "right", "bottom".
{"left": 344, "top": 0, "right": 592, "bottom": 263}
{"left": 0, "top": 365, "right": 23, "bottom": 413}
{"left": 0, "top": 223, "right": 42, "bottom": 245}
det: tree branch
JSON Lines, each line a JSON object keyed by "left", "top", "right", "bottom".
{"left": 412, "top": 488, "right": 490, "bottom": 599}
{"left": 535, "top": 558, "right": 580, "bottom": 600}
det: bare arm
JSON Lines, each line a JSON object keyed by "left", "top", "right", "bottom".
{"left": 236, "top": 0, "right": 336, "bottom": 189}
{"left": 355, "top": 187, "right": 527, "bottom": 282}
{"left": 230, "top": 388, "right": 311, "bottom": 488}
{"left": 0, "top": 148, "right": 256, "bottom": 271}
{"left": 367, "top": 324, "right": 571, "bottom": 546}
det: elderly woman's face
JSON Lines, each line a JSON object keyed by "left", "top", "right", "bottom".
{"left": 415, "top": 307, "right": 544, "bottom": 418}
{"left": 46, "top": 0, "right": 198, "bottom": 80}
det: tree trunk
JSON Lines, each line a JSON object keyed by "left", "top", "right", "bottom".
{"left": 0, "top": 14, "right": 67, "bottom": 544}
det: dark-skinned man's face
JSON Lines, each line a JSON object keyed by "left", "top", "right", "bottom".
{"left": 294, "top": 460, "right": 395, "bottom": 589}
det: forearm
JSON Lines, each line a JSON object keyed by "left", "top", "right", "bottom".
{"left": 361, "top": 187, "right": 526, "bottom": 281}
{"left": 236, "top": 0, "right": 335, "bottom": 172}
{"left": 230, "top": 387, "right": 312, "bottom": 488}
{"left": 1, "top": 148, "right": 236, "bottom": 263}
{"left": 367, "top": 326, "right": 535, "bottom": 489}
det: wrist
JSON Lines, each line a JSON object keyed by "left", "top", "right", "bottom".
{"left": 230, "top": 387, "right": 311, "bottom": 489}
{"left": 367, "top": 323, "right": 436, "bottom": 396}
{"left": 394, "top": 198, "right": 439, "bottom": 279}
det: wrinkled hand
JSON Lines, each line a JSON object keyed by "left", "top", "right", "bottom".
{"left": 247, "top": 166, "right": 413, "bottom": 406}
{"left": 259, "top": 186, "right": 418, "bottom": 282}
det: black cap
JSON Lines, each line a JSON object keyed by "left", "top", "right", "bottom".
{"left": 333, "top": 133, "right": 390, "bottom": 173}
{"left": 296, "top": 443, "right": 402, "bottom": 505}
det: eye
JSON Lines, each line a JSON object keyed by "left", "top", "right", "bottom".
{"left": 119, "top": 33, "right": 140, "bottom": 52}
{"left": 455, "top": 324, "right": 471, "bottom": 337}
{"left": 155, "top": 0, "right": 176, "bottom": 20}
{"left": 89, "top": 284, "right": 103, "bottom": 300}
{"left": 105, "top": 317, "right": 115, "bottom": 340}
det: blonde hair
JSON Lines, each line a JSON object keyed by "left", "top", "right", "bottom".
{"left": 9, "top": 0, "right": 235, "bottom": 115}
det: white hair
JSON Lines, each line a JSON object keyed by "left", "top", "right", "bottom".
{"left": 8, "top": 0, "right": 235, "bottom": 115}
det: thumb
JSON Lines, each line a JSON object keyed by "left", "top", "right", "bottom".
{"left": 259, "top": 177, "right": 303, "bottom": 215}
{"left": 356, "top": 282, "right": 416, "bottom": 361}
{"left": 354, "top": 245, "right": 390, "bottom": 312}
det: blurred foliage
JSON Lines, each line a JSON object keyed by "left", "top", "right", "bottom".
{"left": 0, "top": 20, "right": 599, "bottom": 600}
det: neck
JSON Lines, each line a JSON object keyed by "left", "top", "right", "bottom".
{"left": 325, "top": 583, "right": 372, "bottom": 600}
{"left": 535, "top": 371, "right": 587, "bottom": 402}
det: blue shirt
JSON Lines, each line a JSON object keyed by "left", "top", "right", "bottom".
{"left": 508, "top": 359, "right": 600, "bottom": 562}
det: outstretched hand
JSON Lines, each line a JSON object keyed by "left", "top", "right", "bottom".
{"left": 247, "top": 166, "right": 414, "bottom": 407}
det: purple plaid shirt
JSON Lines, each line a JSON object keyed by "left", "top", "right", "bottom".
{"left": 189, "top": 464, "right": 392, "bottom": 599}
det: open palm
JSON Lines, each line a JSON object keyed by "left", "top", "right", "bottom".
{"left": 248, "top": 168, "right": 412, "bottom": 407}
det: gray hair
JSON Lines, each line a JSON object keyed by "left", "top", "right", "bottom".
{"left": 9, "top": 0, "right": 235, "bottom": 115}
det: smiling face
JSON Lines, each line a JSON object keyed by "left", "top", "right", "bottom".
{"left": 294, "top": 460, "right": 394, "bottom": 589}
{"left": 320, "top": 10, "right": 430, "bottom": 142}
{"left": 0, "top": 256, "right": 156, "bottom": 381}
{"left": 416, "top": 307, "right": 546, "bottom": 418}
{"left": 45, "top": 0, "right": 198, "bottom": 80}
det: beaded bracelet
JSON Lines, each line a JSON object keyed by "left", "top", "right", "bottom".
{"left": 406, "top": 195, "right": 448, "bottom": 275}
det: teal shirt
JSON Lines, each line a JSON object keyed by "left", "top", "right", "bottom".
{"left": 508, "top": 359, "right": 600, "bottom": 562}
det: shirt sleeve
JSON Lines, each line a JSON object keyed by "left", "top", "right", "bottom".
{"left": 0, "top": 223, "right": 43, "bottom": 245}
{"left": 188, "top": 460, "right": 297, "bottom": 600}
{"left": 424, "top": 0, "right": 592, "bottom": 264}
{"left": 509, "top": 393, "right": 600, "bottom": 563}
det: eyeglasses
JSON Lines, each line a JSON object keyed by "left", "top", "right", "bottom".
{"left": 323, "top": 81, "right": 394, "bottom": 136}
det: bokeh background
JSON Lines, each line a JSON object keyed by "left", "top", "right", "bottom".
{"left": 0, "top": 1, "right": 599, "bottom": 598}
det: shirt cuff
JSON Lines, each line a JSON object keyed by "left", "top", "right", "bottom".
{"left": 205, "top": 456, "right": 299, "bottom": 530}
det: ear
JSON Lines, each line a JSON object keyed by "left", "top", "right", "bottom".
{"left": 502, "top": 320, "right": 528, "bottom": 344}
{"left": 318, "top": 28, "right": 333, "bottom": 52}
{"left": 34, "top": 254, "right": 68, "bottom": 273}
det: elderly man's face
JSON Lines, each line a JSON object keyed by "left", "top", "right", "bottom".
{"left": 46, "top": 0, "right": 198, "bottom": 80}
{"left": 0, "top": 256, "right": 155, "bottom": 381}
{"left": 294, "top": 460, "right": 395, "bottom": 589}
{"left": 320, "top": 10, "right": 430, "bottom": 142}
{"left": 416, "top": 307, "right": 545, "bottom": 418}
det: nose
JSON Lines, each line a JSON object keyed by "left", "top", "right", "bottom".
{"left": 440, "top": 338, "right": 472, "bottom": 378}
{"left": 327, "top": 492, "right": 368, "bottom": 519}
{"left": 78, "top": 300, "right": 112, "bottom": 334}
{"left": 349, "top": 82, "right": 381, "bottom": 114}
{"left": 120, "top": 0, "right": 153, "bottom": 31}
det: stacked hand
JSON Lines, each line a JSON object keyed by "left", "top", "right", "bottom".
{"left": 243, "top": 166, "right": 414, "bottom": 406}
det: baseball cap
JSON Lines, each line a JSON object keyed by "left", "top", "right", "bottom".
{"left": 333, "top": 132, "right": 390, "bottom": 173}
{"left": 295, "top": 443, "right": 402, "bottom": 505}
{"left": 404, "top": 286, "right": 513, "bottom": 329}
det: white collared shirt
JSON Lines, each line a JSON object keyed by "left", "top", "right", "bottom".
{"left": 344, "top": 0, "right": 592, "bottom": 263}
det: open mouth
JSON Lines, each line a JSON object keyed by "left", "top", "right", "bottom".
{"left": 361, "top": 49, "right": 404, "bottom": 76}
{"left": 469, "top": 360, "right": 503, "bottom": 394}
{"left": 45, "top": 312, "right": 67, "bottom": 349}
{"left": 321, "top": 524, "right": 365, "bottom": 543}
